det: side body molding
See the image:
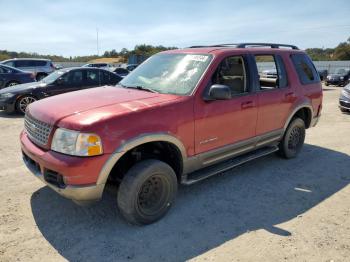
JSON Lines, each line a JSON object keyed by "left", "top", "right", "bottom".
{"left": 96, "top": 132, "right": 188, "bottom": 185}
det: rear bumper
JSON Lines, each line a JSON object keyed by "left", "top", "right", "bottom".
{"left": 20, "top": 131, "right": 110, "bottom": 202}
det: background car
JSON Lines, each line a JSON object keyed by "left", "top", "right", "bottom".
{"left": 126, "top": 64, "right": 138, "bottom": 71}
{"left": 325, "top": 68, "right": 350, "bottom": 86}
{"left": 339, "top": 83, "right": 350, "bottom": 113}
{"left": 0, "top": 64, "right": 35, "bottom": 89}
{"left": 0, "top": 58, "right": 55, "bottom": 81}
{"left": 261, "top": 69, "right": 277, "bottom": 78}
{"left": 113, "top": 67, "right": 130, "bottom": 77}
{"left": 82, "top": 63, "right": 116, "bottom": 72}
{"left": 0, "top": 67, "right": 122, "bottom": 114}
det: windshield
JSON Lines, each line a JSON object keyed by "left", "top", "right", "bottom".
{"left": 119, "top": 53, "right": 212, "bottom": 95}
{"left": 41, "top": 70, "right": 66, "bottom": 83}
{"left": 336, "top": 68, "right": 349, "bottom": 75}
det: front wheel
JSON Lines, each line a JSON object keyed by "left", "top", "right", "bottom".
{"left": 16, "top": 95, "right": 37, "bottom": 114}
{"left": 117, "top": 159, "right": 177, "bottom": 225}
{"left": 278, "top": 118, "right": 306, "bottom": 159}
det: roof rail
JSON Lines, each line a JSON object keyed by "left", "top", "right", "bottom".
{"left": 188, "top": 43, "right": 299, "bottom": 50}
{"left": 236, "top": 43, "right": 299, "bottom": 50}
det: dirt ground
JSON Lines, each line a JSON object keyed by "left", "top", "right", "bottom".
{"left": 0, "top": 85, "right": 349, "bottom": 262}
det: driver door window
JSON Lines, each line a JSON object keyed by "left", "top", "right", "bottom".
{"left": 212, "top": 56, "right": 247, "bottom": 96}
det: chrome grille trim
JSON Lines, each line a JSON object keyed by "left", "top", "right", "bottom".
{"left": 24, "top": 113, "right": 52, "bottom": 146}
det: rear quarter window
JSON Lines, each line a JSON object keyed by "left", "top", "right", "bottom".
{"left": 291, "top": 54, "right": 320, "bottom": 85}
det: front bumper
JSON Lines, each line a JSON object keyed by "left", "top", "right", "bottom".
{"left": 20, "top": 131, "right": 110, "bottom": 202}
{"left": 326, "top": 79, "right": 345, "bottom": 86}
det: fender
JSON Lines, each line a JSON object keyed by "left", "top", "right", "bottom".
{"left": 283, "top": 103, "right": 313, "bottom": 130}
{"left": 96, "top": 132, "right": 187, "bottom": 185}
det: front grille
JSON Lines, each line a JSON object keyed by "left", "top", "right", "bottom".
{"left": 44, "top": 169, "right": 65, "bottom": 188}
{"left": 24, "top": 113, "right": 53, "bottom": 146}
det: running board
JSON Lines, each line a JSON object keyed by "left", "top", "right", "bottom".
{"left": 182, "top": 146, "right": 279, "bottom": 185}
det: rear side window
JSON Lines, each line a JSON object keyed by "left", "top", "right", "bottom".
{"left": 254, "top": 54, "right": 288, "bottom": 90}
{"left": 291, "top": 54, "right": 320, "bottom": 85}
{"left": 33, "top": 60, "right": 47, "bottom": 66}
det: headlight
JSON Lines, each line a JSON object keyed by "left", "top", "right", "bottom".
{"left": 340, "top": 76, "right": 344, "bottom": 80}
{"left": 0, "top": 93, "right": 15, "bottom": 98}
{"left": 341, "top": 89, "right": 350, "bottom": 99}
{"left": 51, "top": 128, "right": 103, "bottom": 156}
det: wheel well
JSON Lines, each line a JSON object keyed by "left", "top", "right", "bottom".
{"left": 108, "top": 141, "right": 183, "bottom": 185}
{"left": 293, "top": 107, "right": 312, "bottom": 128}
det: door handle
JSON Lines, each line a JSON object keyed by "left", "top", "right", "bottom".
{"left": 241, "top": 101, "right": 254, "bottom": 109}
{"left": 285, "top": 92, "right": 295, "bottom": 98}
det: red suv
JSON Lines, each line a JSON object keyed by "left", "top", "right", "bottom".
{"left": 21, "top": 43, "right": 322, "bottom": 225}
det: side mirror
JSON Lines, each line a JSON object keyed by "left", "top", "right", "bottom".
{"left": 204, "top": 84, "right": 231, "bottom": 101}
{"left": 56, "top": 77, "right": 64, "bottom": 85}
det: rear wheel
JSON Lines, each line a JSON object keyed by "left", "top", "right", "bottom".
{"left": 278, "top": 118, "right": 306, "bottom": 159}
{"left": 16, "top": 95, "right": 37, "bottom": 114}
{"left": 117, "top": 159, "right": 177, "bottom": 225}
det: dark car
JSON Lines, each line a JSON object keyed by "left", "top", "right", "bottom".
{"left": 114, "top": 67, "right": 130, "bottom": 77}
{"left": 325, "top": 68, "right": 350, "bottom": 86}
{"left": 0, "top": 67, "right": 122, "bottom": 114}
{"left": 339, "top": 83, "right": 350, "bottom": 113}
{"left": 0, "top": 64, "right": 36, "bottom": 88}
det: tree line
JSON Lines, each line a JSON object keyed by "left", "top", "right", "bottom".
{"left": 1, "top": 38, "right": 349, "bottom": 62}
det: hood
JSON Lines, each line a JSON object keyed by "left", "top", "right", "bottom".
{"left": 27, "top": 86, "right": 181, "bottom": 125}
{"left": 0, "top": 82, "right": 44, "bottom": 94}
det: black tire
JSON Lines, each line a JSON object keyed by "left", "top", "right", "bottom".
{"left": 117, "top": 159, "right": 177, "bottom": 225}
{"left": 6, "top": 81, "right": 20, "bottom": 87}
{"left": 325, "top": 82, "right": 329, "bottom": 86}
{"left": 15, "top": 95, "right": 37, "bottom": 114}
{"left": 278, "top": 118, "right": 306, "bottom": 159}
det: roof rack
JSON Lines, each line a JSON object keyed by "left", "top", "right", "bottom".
{"left": 188, "top": 43, "right": 299, "bottom": 50}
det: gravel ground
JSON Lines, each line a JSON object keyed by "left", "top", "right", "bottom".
{"left": 0, "top": 85, "right": 349, "bottom": 262}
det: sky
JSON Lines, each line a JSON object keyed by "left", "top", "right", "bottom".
{"left": 0, "top": 0, "right": 349, "bottom": 57}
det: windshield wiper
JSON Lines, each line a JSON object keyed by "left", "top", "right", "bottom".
{"left": 120, "top": 84, "right": 158, "bottom": 93}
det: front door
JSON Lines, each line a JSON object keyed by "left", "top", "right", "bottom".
{"left": 194, "top": 55, "right": 258, "bottom": 155}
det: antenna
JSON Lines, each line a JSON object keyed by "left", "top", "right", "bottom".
{"left": 96, "top": 28, "right": 100, "bottom": 56}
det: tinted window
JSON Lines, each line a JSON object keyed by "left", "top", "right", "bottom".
{"left": 34, "top": 60, "right": 47, "bottom": 66}
{"left": 212, "top": 56, "right": 247, "bottom": 95}
{"left": 86, "top": 69, "right": 101, "bottom": 85}
{"left": 115, "top": 68, "right": 129, "bottom": 74}
{"left": 67, "top": 70, "right": 83, "bottom": 85}
{"left": 15, "top": 60, "right": 31, "bottom": 67}
{"left": 3, "top": 61, "right": 15, "bottom": 67}
{"left": 291, "top": 54, "right": 320, "bottom": 85}
{"left": 0, "top": 65, "right": 11, "bottom": 73}
{"left": 275, "top": 55, "right": 288, "bottom": 88}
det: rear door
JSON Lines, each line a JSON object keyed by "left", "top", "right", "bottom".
{"left": 252, "top": 53, "right": 295, "bottom": 136}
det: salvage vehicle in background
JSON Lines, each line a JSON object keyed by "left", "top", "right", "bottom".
{"left": 82, "top": 63, "right": 116, "bottom": 72}
{"left": 0, "top": 67, "right": 122, "bottom": 114}
{"left": 113, "top": 67, "right": 130, "bottom": 77}
{"left": 20, "top": 43, "right": 322, "bottom": 225}
{"left": 1, "top": 58, "right": 55, "bottom": 81}
{"left": 317, "top": 69, "right": 328, "bottom": 81}
{"left": 339, "top": 83, "right": 350, "bottom": 113}
{"left": 325, "top": 68, "right": 350, "bottom": 86}
{"left": 0, "top": 64, "right": 36, "bottom": 88}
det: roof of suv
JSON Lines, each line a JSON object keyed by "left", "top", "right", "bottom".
{"left": 163, "top": 43, "right": 304, "bottom": 55}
